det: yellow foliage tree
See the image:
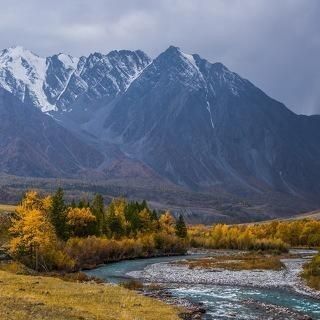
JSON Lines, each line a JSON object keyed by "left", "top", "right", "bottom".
{"left": 9, "top": 191, "right": 57, "bottom": 271}
{"left": 112, "top": 198, "right": 127, "bottom": 216}
{"left": 159, "top": 211, "right": 175, "bottom": 234}
{"left": 139, "top": 208, "right": 153, "bottom": 232}
{"left": 67, "top": 207, "right": 96, "bottom": 237}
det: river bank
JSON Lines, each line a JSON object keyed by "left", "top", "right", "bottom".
{"left": 86, "top": 250, "right": 320, "bottom": 319}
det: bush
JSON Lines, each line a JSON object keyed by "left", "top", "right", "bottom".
{"left": 64, "top": 233, "right": 188, "bottom": 270}
{"left": 120, "top": 279, "right": 144, "bottom": 290}
{"left": 302, "top": 253, "right": 320, "bottom": 290}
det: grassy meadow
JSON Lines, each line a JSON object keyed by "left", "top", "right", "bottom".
{"left": 0, "top": 269, "right": 181, "bottom": 320}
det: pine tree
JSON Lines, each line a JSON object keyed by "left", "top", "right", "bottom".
{"left": 70, "top": 199, "right": 76, "bottom": 208}
{"left": 151, "top": 210, "right": 158, "bottom": 221}
{"left": 124, "top": 202, "right": 141, "bottom": 234}
{"left": 106, "top": 210, "right": 125, "bottom": 238}
{"left": 175, "top": 214, "right": 188, "bottom": 238}
{"left": 105, "top": 200, "right": 125, "bottom": 238}
{"left": 91, "top": 194, "right": 105, "bottom": 235}
{"left": 78, "top": 198, "right": 90, "bottom": 209}
{"left": 141, "top": 200, "right": 148, "bottom": 210}
{"left": 49, "top": 188, "right": 68, "bottom": 240}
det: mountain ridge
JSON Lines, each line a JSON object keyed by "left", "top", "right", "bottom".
{"left": 0, "top": 45, "right": 319, "bottom": 220}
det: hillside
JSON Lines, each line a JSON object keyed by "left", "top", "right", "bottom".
{"left": 0, "top": 87, "right": 103, "bottom": 177}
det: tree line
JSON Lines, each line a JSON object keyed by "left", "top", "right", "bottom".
{"left": 189, "top": 219, "right": 320, "bottom": 252}
{"left": 9, "top": 189, "right": 188, "bottom": 271}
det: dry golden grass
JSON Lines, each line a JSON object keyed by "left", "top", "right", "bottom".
{"left": 0, "top": 204, "right": 17, "bottom": 213}
{"left": 301, "top": 254, "right": 320, "bottom": 291}
{"left": 0, "top": 270, "right": 181, "bottom": 320}
{"left": 303, "top": 275, "right": 320, "bottom": 290}
{"left": 176, "top": 253, "right": 285, "bottom": 271}
{"left": 0, "top": 211, "right": 12, "bottom": 246}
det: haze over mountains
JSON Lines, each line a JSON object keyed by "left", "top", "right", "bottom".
{"left": 0, "top": 45, "right": 319, "bottom": 221}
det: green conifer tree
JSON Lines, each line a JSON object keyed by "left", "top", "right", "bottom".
{"left": 105, "top": 202, "right": 125, "bottom": 238}
{"left": 175, "top": 214, "right": 188, "bottom": 238}
{"left": 70, "top": 199, "right": 76, "bottom": 208}
{"left": 49, "top": 188, "right": 68, "bottom": 240}
{"left": 91, "top": 194, "right": 105, "bottom": 235}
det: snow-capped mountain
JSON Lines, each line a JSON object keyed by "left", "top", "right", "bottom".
{"left": 0, "top": 46, "right": 151, "bottom": 114}
{"left": 0, "top": 46, "right": 55, "bottom": 112}
{"left": 0, "top": 45, "right": 320, "bottom": 212}
{"left": 102, "top": 46, "right": 320, "bottom": 196}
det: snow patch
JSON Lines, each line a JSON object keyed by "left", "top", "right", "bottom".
{"left": 0, "top": 46, "right": 56, "bottom": 112}
{"left": 180, "top": 51, "right": 200, "bottom": 73}
{"left": 206, "top": 101, "right": 214, "bottom": 129}
{"left": 124, "top": 61, "right": 152, "bottom": 92}
{"left": 57, "top": 53, "right": 79, "bottom": 70}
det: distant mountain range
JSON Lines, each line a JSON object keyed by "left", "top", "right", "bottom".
{"left": 0, "top": 45, "right": 319, "bottom": 219}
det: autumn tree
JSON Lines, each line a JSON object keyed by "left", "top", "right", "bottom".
{"left": 9, "top": 191, "right": 57, "bottom": 270}
{"left": 159, "top": 211, "right": 176, "bottom": 234}
{"left": 67, "top": 207, "right": 96, "bottom": 237}
{"left": 138, "top": 208, "right": 154, "bottom": 233}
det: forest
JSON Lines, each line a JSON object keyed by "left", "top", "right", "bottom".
{"left": 8, "top": 189, "right": 188, "bottom": 271}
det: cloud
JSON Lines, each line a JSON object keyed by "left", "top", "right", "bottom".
{"left": 0, "top": 0, "right": 319, "bottom": 114}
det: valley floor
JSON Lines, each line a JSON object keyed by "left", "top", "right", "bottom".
{"left": 0, "top": 270, "right": 181, "bottom": 320}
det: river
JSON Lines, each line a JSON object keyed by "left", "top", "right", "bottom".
{"left": 85, "top": 253, "right": 320, "bottom": 319}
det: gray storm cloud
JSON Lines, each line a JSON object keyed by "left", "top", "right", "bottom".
{"left": 0, "top": 0, "right": 319, "bottom": 114}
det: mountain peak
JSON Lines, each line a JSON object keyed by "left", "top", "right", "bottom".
{"left": 55, "top": 53, "right": 79, "bottom": 69}
{"left": 2, "top": 45, "right": 40, "bottom": 59}
{"left": 166, "top": 45, "right": 181, "bottom": 52}
{"left": 161, "top": 46, "right": 199, "bottom": 69}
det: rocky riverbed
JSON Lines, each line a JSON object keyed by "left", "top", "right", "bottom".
{"left": 128, "top": 250, "right": 320, "bottom": 300}
{"left": 87, "top": 250, "right": 320, "bottom": 319}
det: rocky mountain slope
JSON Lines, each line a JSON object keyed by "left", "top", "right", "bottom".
{"left": 0, "top": 45, "right": 319, "bottom": 217}
{"left": 0, "top": 87, "right": 103, "bottom": 177}
{"left": 100, "top": 46, "right": 320, "bottom": 197}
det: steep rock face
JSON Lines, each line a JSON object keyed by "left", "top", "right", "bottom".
{"left": 0, "top": 46, "right": 53, "bottom": 111}
{"left": 55, "top": 50, "right": 151, "bottom": 113}
{"left": 0, "top": 46, "right": 151, "bottom": 117}
{"left": 0, "top": 87, "right": 103, "bottom": 177}
{"left": 43, "top": 53, "right": 79, "bottom": 105}
{"left": 102, "top": 46, "right": 320, "bottom": 195}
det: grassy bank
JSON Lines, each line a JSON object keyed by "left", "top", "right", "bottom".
{"left": 175, "top": 252, "right": 285, "bottom": 271}
{"left": 0, "top": 269, "right": 181, "bottom": 320}
{"left": 302, "top": 253, "right": 320, "bottom": 290}
{"left": 0, "top": 211, "right": 11, "bottom": 246}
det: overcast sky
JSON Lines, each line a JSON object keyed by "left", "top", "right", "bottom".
{"left": 0, "top": 0, "right": 319, "bottom": 114}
